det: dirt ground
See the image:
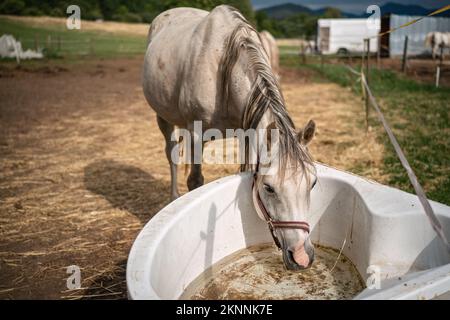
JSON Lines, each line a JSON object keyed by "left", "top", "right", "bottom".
{"left": 0, "top": 56, "right": 386, "bottom": 299}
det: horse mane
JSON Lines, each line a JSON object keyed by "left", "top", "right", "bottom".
{"left": 218, "top": 6, "right": 314, "bottom": 183}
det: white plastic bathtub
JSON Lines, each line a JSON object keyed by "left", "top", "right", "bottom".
{"left": 126, "top": 164, "right": 450, "bottom": 300}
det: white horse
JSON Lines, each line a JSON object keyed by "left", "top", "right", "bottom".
{"left": 143, "top": 5, "right": 317, "bottom": 270}
{"left": 425, "top": 32, "right": 450, "bottom": 59}
{"left": 299, "top": 39, "right": 315, "bottom": 55}
{"left": 259, "top": 30, "right": 280, "bottom": 78}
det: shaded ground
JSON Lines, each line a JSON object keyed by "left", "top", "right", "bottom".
{"left": 0, "top": 57, "right": 385, "bottom": 299}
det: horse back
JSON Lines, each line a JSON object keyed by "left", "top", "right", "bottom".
{"left": 143, "top": 5, "right": 254, "bottom": 129}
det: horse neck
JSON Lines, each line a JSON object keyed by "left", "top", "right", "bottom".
{"left": 256, "top": 108, "right": 275, "bottom": 132}
{"left": 255, "top": 108, "right": 276, "bottom": 159}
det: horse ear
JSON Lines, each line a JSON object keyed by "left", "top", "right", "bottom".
{"left": 298, "top": 120, "right": 316, "bottom": 145}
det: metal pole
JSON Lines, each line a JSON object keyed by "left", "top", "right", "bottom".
{"left": 402, "top": 36, "right": 409, "bottom": 73}
{"left": 361, "top": 39, "right": 365, "bottom": 71}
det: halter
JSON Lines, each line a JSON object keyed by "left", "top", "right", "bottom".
{"left": 252, "top": 173, "right": 310, "bottom": 249}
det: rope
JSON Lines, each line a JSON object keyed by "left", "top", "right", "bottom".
{"left": 345, "top": 65, "right": 450, "bottom": 253}
{"left": 372, "top": 4, "right": 450, "bottom": 39}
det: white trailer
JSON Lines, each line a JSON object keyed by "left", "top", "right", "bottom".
{"left": 318, "top": 18, "right": 380, "bottom": 54}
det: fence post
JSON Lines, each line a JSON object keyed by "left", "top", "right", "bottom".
{"left": 361, "top": 40, "right": 365, "bottom": 72}
{"left": 365, "top": 38, "right": 370, "bottom": 85}
{"left": 402, "top": 36, "right": 408, "bottom": 73}
{"left": 300, "top": 42, "right": 306, "bottom": 64}
{"left": 364, "top": 38, "right": 370, "bottom": 130}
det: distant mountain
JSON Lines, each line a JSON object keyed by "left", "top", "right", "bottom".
{"left": 259, "top": 3, "right": 361, "bottom": 19}
{"left": 258, "top": 2, "right": 450, "bottom": 20}
{"left": 258, "top": 3, "right": 313, "bottom": 19}
{"left": 313, "top": 7, "right": 359, "bottom": 19}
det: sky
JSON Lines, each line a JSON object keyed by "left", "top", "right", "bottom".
{"left": 251, "top": 0, "right": 447, "bottom": 14}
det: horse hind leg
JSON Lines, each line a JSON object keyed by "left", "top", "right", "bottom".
{"left": 156, "top": 115, "right": 180, "bottom": 200}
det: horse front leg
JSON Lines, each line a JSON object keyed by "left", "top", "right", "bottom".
{"left": 156, "top": 115, "right": 180, "bottom": 200}
{"left": 187, "top": 163, "right": 204, "bottom": 191}
{"left": 187, "top": 132, "right": 204, "bottom": 191}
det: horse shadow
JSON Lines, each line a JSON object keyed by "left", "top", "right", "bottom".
{"left": 83, "top": 159, "right": 171, "bottom": 224}
{"left": 79, "top": 258, "right": 128, "bottom": 300}
{"left": 81, "top": 159, "right": 171, "bottom": 299}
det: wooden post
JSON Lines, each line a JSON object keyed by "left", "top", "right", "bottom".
{"left": 401, "top": 36, "right": 409, "bottom": 73}
{"left": 364, "top": 38, "right": 370, "bottom": 130}
{"left": 366, "top": 38, "right": 370, "bottom": 85}
{"left": 300, "top": 42, "right": 306, "bottom": 64}
{"left": 361, "top": 40, "right": 365, "bottom": 72}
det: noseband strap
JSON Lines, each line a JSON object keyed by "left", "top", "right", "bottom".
{"left": 252, "top": 174, "right": 310, "bottom": 248}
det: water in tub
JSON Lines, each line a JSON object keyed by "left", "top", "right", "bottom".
{"left": 180, "top": 244, "right": 365, "bottom": 300}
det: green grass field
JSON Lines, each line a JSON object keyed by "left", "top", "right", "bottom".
{"left": 0, "top": 17, "right": 147, "bottom": 59}
{"left": 281, "top": 55, "right": 450, "bottom": 205}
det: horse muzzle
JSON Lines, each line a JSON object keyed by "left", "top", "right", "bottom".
{"left": 282, "top": 237, "right": 315, "bottom": 271}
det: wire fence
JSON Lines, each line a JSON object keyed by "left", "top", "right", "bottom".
{"left": 13, "top": 34, "right": 147, "bottom": 58}
{"left": 345, "top": 64, "right": 450, "bottom": 253}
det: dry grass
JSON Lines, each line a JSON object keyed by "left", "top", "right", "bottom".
{"left": 0, "top": 57, "right": 386, "bottom": 299}
{"left": 280, "top": 68, "right": 388, "bottom": 182}
{"left": 0, "top": 15, "right": 149, "bottom": 37}
{"left": 276, "top": 38, "right": 305, "bottom": 47}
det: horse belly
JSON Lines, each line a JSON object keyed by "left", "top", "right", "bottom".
{"left": 143, "top": 15, "right": 207, "bottom": 126}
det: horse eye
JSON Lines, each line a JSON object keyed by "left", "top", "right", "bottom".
{"left": 312, "top": 179, "right": 317, "bottom": 189}
{"left": 263, "top": 184, "right": 275, "bottom": 194}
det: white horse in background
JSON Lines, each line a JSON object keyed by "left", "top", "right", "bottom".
{"left": 425, "top": 32, "right": 450, "bottom": 59}
{"left": 259, "top": 30, "right": 280, "bottom": 78}
{"left": 143, "top": 5, "right": 318, "bottom": 270}
{"left": 298, "top": 39, "right": 315, "bottom": 55}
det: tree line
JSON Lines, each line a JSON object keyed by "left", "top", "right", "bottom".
{"left": 0, "top": 0, "right": 342, "bottom": 38}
